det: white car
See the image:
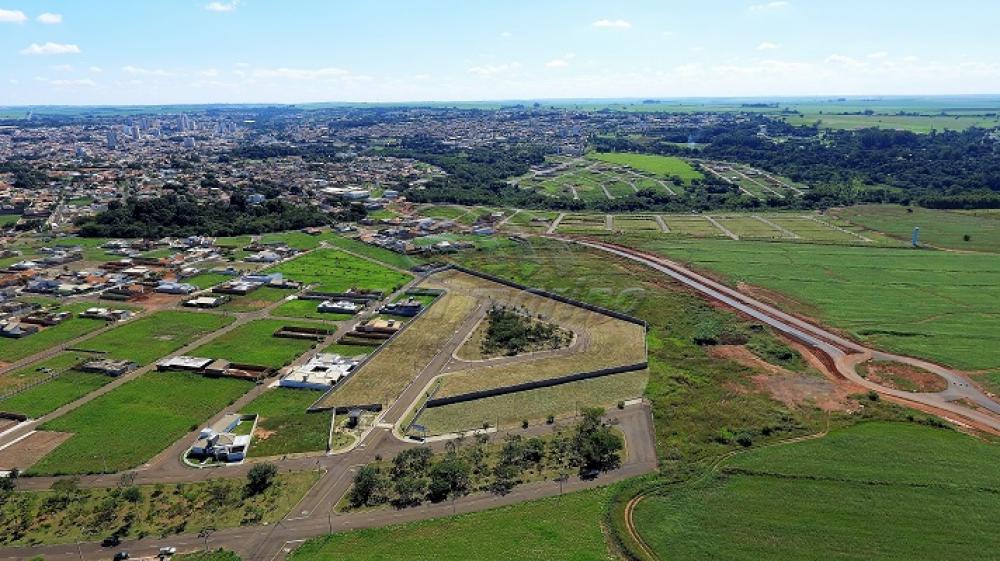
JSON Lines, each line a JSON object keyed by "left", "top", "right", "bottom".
{"left": 158, "top": 547, "right": 177, "bottom": 556}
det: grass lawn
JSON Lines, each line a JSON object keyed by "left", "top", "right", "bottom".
{"left": 0, "top": 352, "right": 84, "bottom": 394}
{"left": 835, "top": 205, "right": 1000, "bottom": 253}
{"left": 322, "top": 235, "right": 425, "bottom": 270}
{"left": 28, "top": 371, "right": 253, "bottom": 475}
{"left": 634, "top": 422, "right": 1000, "bottom": 561}
{"left": 0, "top": 367, "right": 111, "bottom": 418}
{"left": 241, "top": 388, "right": 330, "bottom": 457}
{"left": 268, "top": 248, "right": 412, "bottom": 294}
{"left": 190, "top": 319, "right": 318, "bottom": 369}
{"left": 289, "top": 487, "right": 614, "bottom": 561}
{"left": 631, "top": 237, "right": 1000, "bottom": 375}
{"left": 589, "top": 152, "right": 703, "bottom": 182}
{"left": 271, "top": 298, "right": 353, "bottom": 321}
{"left": 321, "top": 342, "right": 379, "bottom": 357}
{"left": 0, "top": 302, "right": 117, "bottom": 364}
{"left": 75, "top": 311, "right": 234, "bottom": 365}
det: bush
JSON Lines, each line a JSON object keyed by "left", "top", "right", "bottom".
{"left": 245, "top": 463, "right": 278, "bottom": 496}
{"left": 348, "top": 465, "right": 388, "bottom": 508}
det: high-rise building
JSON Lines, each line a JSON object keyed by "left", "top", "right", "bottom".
{"left": 183, "top": 137, "right": 196, "bottom": 149}
{"left": 179, "top": 114, "right": 191, "bottom": 132}
{"left": 106, "top": 131, "right": 118, "bottom": 149}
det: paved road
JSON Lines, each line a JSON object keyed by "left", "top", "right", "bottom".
{"left": 573, "top": 239, "right": 1000, "bottom": 432}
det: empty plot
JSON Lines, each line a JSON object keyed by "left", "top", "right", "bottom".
{"left": 190, "top": 319, "right": 318, "bottom": 369}
{"left": 0, "top": 302, "right": 121, "bottom": 364}
{"left": 716, "top": 216, "right": 786, "bottom": 239}
{"left": 241, "top": 387, "right": 330, "bottom": 457}
{"left": 267, "top": 248, "right": 412, "bottom": 294}
{"left": 74, "top": 311, "right": 234, "bottom": 365}
{"left": 556, "top": 214, "right": 610, "bottom": 234}
{"left": 614, "top": 215, "right": 661, "bottom": 232}
{"left": 765, "top": 216, "right": 861, "bottom": 243}
{"left": 0, "top": 361, "right": 112, "bottom": 418}
{"left": 662, "top": 216, "right": 728, "bottom": 237}
{"left": 589, "top": 152, "right": 703, "bottom": 182}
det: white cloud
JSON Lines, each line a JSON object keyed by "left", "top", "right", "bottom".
{"left": 756, "top": 41, "right": 780, "bottom": 51}
{"left": 19, "top": 42, "right": 81, "bottom": 55}
{"left": 50, "top": 64, "right": 74, "bottom": 72}
{"left": 49, "top": 78, "right": 96, "bottom": 87}
{"left": 824, "top": 53, "right": 864, "bottom": 68}
{"left": 8, "top": 79, "right": 19, "bottom": 85}
{"left": 468, "top": 62, "right": 522, "bottom": 77}
{"left": 89, "top": 66, "right": 103, "bottom": 73}
{"left": 749, "top": 1, "right": 789, "bottom": 12}
{"left": 200, "top": 68, "right": 219, "bottom": 77}
{"left": 592, "top": 19, "right": 631, "bottom": 29}
{"left": 204, "top": 1, "right": 239, "bottom": 12}
{"left": 37, "top": 12, "right": 62, "bottom": 24}
{"left": 500, "top": 31, "right": 512, "bottom": 38}
{"left": 122, "top": 65, "right": 172, "bottom": 76}
{"left": 545, "top": 53, "right": 576, "bottom": 69}
{"left": 0, "top": 8, "right": 27, "bottom": 23}
{"left": 867, "top": 51, "right": 889, "bottom": 59}
{"left": 252, "top": 66, "right": 353, "bottom": 80}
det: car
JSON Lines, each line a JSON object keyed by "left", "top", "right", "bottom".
{"left": 112, "top": 552, "right": 129, "bottom": 561}
{"left": 159, "top": 547, "right": 177, "bottom": 556}
{"left": 101, "top": 536, "right": 121, "bottom": 547}
{"left": 580, "top": 468, "right": 601, "bottom": 480}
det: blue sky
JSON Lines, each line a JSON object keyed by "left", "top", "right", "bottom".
{"left": 2, "top": 0, "right": 999, "bottom": 105}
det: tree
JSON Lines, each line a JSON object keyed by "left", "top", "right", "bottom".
{"left": 573, "top": 408, "right": 624, "bottom": 473}
{"left": 348, "top": 465, "right": 388, "bottom": 507}
{"left": 245, "top": 463, "right": 278, "bottom": 496}
{"left": 427, "top": 457, "right": 471, "bottom": 503}
{"left": 488, "top": 463, "right": 519, "bottom": 496}
{"left": 391, "top": 475, "right": 426, "bottom": 508}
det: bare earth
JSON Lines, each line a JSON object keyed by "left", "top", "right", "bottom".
{"left": 0, "top": 431, "right": 73, "bottom": 470}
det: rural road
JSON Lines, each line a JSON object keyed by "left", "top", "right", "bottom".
{"left": 571, "top": 239, "right": 1000, "bottom": 433}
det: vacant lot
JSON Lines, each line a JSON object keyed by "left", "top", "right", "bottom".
{"left": 241, "top": 388, "right": 330, "bottom": 457}
{"left": 271, "top": 298, "right": 353, "bottom": 321}
{"left": 589, "top": 152, "right": 703, "bottom": 182}
{"left": 289, "top": 487, "right": 613, "bottom": 561}
{"left": 268, "top": 248, "right": 412, "bottom": 294}
{"left": 190, "top": 319, "right": 318, "bottom": 369}
{"left": 323, "top": 235, "right": 425, "bottom": 270}
{"left": 185, "top": 272, "right": 232, "bottom": 289}
{"left": 75, "top": 311, "right": 233, "bottom": 365}
{"left": 835, "top": 205, "right": 1000, "bottom": 253}
{"left": 28, "top": 371, "right": 252, "bottom": 475}
{"left": 0, "top": 360, "right": 112, "bottom": 418}
{"left": 0, "top": 302, "right": 118, "bottom": 364}
{"left": 635, "top": 422, "right": 1000, "bottom": 561}
{"left": 220, "top": 286, "right": 291, "bottom": 313}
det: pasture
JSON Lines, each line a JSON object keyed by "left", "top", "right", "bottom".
{"left": 74, "top": 311, "right": 234, "bottom": 365}
{"left": 28, "top": 371, "right": 252, "bottom": 475}
{"left": 240, "top": 388, "right": 331, "bottom": 457}
{"left": 190, "top": 319, "right": 318, "bottom": 369}
{"left": 634, "top": 422, "right": 1000, "bottom": 561}
{"left": 267, "top": 248, "right": 412, "bottom": 294}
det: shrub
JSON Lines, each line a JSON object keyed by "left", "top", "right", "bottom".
{"left": 245, "top": 463, "right": 278, "bottom": 496}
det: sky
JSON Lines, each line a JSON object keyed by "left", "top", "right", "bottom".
{"left": 2, "top": 0, "right": 1000, "bottom": 106}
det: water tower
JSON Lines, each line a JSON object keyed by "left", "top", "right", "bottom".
{"left": 912, "top": 226, "right": 920, "bottom": 247}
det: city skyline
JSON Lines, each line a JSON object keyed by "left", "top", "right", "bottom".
{"left": 2, "top": 0, "right": 1000, "bottom": 105}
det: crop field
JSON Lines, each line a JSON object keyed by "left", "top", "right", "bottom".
{"left": 240, "top": 387, "right": 331, "bottom": 457}
{"left": 267, "top": 248, "right": 412, "bottom": 294}
{"left": 74, "top": 311, "right": 234, "bottom": 365}
{"left": 634, "top": 422, "right": 1000, "bottom": 561}
{"left": 190, "top": 319, "right": 318, "bottom": 369}
{"left": 415, "top": 369, "right": 648, "bottom": 434}
{"left": 289, "top": 487, "right": 614, "bottom": 561}
{"left": 271, "top": 298, "right": 353, "bottom": 321}
{"left": 0, "top": 302, "right": 119, "bottom": 364}
{"left": 323, "top": 234, "right": 425, "bottom": 270}
{"left": 28, "top": 371, "right": 253, "bottom": 475}
{"left": 318, "top": 278, "right": 473, "bottom": 409}
{"left": 589, "top": 151, "right": 703, "bottom": 183}
{"left": 632, "top": 237, "right": 1000, "bottom": 378}
{"left": 834, "top": 205, "right": 1000, "bottom": 252}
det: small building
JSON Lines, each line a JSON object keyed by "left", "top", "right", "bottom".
{"left": 279, "top": 353, "right": 360, "bottom": 390}
{"left": 184, "top": 295, "right": 229, "bottom": 308}
{"left": 355, "top": 318, "right": 402, "bottom": 335}
{"left": 156, "top": 355, "right": 214, "bottom": 371}
{"left": 79, "top": 307, "right": 132, "bottom": 321}
{"left": 380, "top": 297, "right": 424, "bottom": 317}
{"left": 189, "top": 414, "right": 253, "bottom": 463}
{"left": 80, "top": 359, "right": 136, "bottom": 376}
{"left": 155, "top": 282, "right": 196, "bottom": 294}
{"left": 0, "top": 321, "right": 38, "bottom": 338}
{"left": 317, "top": 300, "right": 362, "bottom": 315}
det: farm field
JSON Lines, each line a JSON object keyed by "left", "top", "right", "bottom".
{"left": 28, "top": 371, "right": 253, "bottom": 475}
{"left": 833, "top": 205, "right": 1000, "bottom": 253}
{"left": 415, "top": 369, "right": 648, "bottom": 435}
{"left": 240, "top": 388, "right": 331, "bottom": 457}
{"left": 0, "top": 302, "right": 120, "bottom": 364}
{"left": 74, "top": 311, "right": 234, "bottom": 365}
{"left": 634, "top": 422, "right": 1000, "bottom": 561}
{"left": 271, "top": 298, "right": 354, "bottom": 321}
{"left": 190, "top": 319, "right": 319, "bottom": 369}
{"left": 289, "top": 487, "right": 614, "bottom": 561}
{"left": 267, "top": 248, "right": 412, "bottom": 294}
{"left": 632, "top": 237, "right": 1000, "bottom": 378}
{"left": 589, "top": 151, "right": 703, "bottom": 182}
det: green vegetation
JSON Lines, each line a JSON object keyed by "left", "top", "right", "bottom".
{"left": 0, "top": 368, "right": 111, "bottom": 418}
{"left": 185, "top": 272, "right": 232, "bottom": 289}
{"left": 836, "top": 205, "right": 1000, "bottom": 252}
{"left": 634, "top": 422, "right": 1000, "bottom": 561}
{"left": 175, "top": 550, "right": 242, "bottom": 561}
{"left": 292, "top": 487, "right": 613, "bottom": 561}
{"left": 219, "top": 286, "right": 290, "bottom": 313}
{"left": 321, "top": 342, "right": 379, "bottom": 357}
{"left": 75, "top": 311, "right": 233, "bottom": 365}
{"left": 271, "top": 298, "right": 353, "bottom": 321}
{"left": 322, "top": 235, "right": 424, "bottom": 270}
{"left": 589, "top": 152, "right": 703, "bottom": 182}
{"left": 267, "top": 248, "right": 412, "bottom": 293}
{"left": 0, "top": 302, "right": 116, "bottom": 363}
{"left": 28, "top": 371, "right": 253, "bottom": 475}
{"left": 241, "top": 388, "right": 331, "bottom": 457}
{"left": 0, "top": 471, "right": 319, "bottom": 545}
{"left": 0, "top": 352, "right": 83, "bottom": 394}
{"left": 477, "top": 306, "right": 571, "bottom": 358}
{"left": 190, "top": 320, "right": 318, "bottom": 369}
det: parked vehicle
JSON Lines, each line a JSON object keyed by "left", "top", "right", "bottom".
{"left": 113, "top": 552, "right": 129, "bottom": 561}
{"left": 101, "top": 536, "right": 121, "bottom": 547}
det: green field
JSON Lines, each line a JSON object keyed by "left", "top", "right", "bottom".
{"left": 634, "top": 422, "right": 1000, "bottom": 561}
{"left": 322, "top": 235, "right": 425, "bottom": 270}
{"left": 241, "top": 388, "right": 330, "bottom": 457}
{"left": 321, "top": 342, "right": 379, "bottom": 356}
{"left": 185, "top": 272, "right": 232, "bottom": 289}
{"left": 289, "top": 487, "right": 614, "bottom": 561}
{"left": 75, "top": 311, "right": 234, "bottom": 365}
{"left": 271, "top": 298, "right": 354, "bottom": 321}
{"left": 633, "top": 238, "right": 1000, "bottom": 377}
{"left": 190, "top": 319, "right": 318, "bottom": 369}
{"left": 0, "top": 302, "right": 117, "bottom": 364}
{"left": 29, "top": 371, "right": 253, "bottom": 475}
{"left": 783, "top": 112, "right": 1000, "bottom": 133}
{"left": 267, "top": 248, "right": 412, "bottom": 294}
{"left": 589, "top": 152, "right": 703, "bottom": 182}
{"left": 219, "top": 286, "right": 291, "bottom": 313}
{"left": 835, "top": 205, "right": 1000, "bottom": 253}
{"left": 0, "top": 366, "right": 111, "bottom": 418}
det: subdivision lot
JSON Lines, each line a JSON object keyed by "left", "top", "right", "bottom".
{"left": 835, "top": 205, "right": 1000, "bottom": 252}
{"left": 634, "top": 422, "right": 1000, "bottom": 561}
{"left": 0, "top": 352, "right": 83, "bottom": 395}
{"left": 184, "top": 272, "right": 232, "bottom": 289}
{"left": 613, "top": 215, "right": 661, "bottom": 232}
{"left": 267, "top": 248, "right": 412, "bottom": 293}
{"left": 271, "top": 298, "right": 353, "bottom": 321}
{"left": 240, "top": 387, "right": 331, "bottom": 457}
{"left": 323, "top": 235, "right": 425, "bottom": 270}
{"left": 0, "top": 364, "right": 112, "bottom": 418}
{"left": 190, "top": 319, "right": 318, "bottom": 369}
{"left": 555, "top": 214, "right": 610, "bottom": 234}
{"left": 220, "top": 286, "right": 291, "bottom": 313}
{"left": 0, "top": 431, "right": 72, "bottom": 471}
{"left": 27, "top": 371, "right": 253, "bottom": 475}
{"left": 288, "top": 487, "right": 614, "bottom": 561}
{"left": 589, "top": 152, "right": 703, "bottom": 183}
{"left": 660, "top": 215, "right": 727, "bottom": 237}
{"left": 74, "top": 310, "right": 234, "bottom": 365}
{"left": 0, "top": 302, "right": 120, "bottom": 364}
